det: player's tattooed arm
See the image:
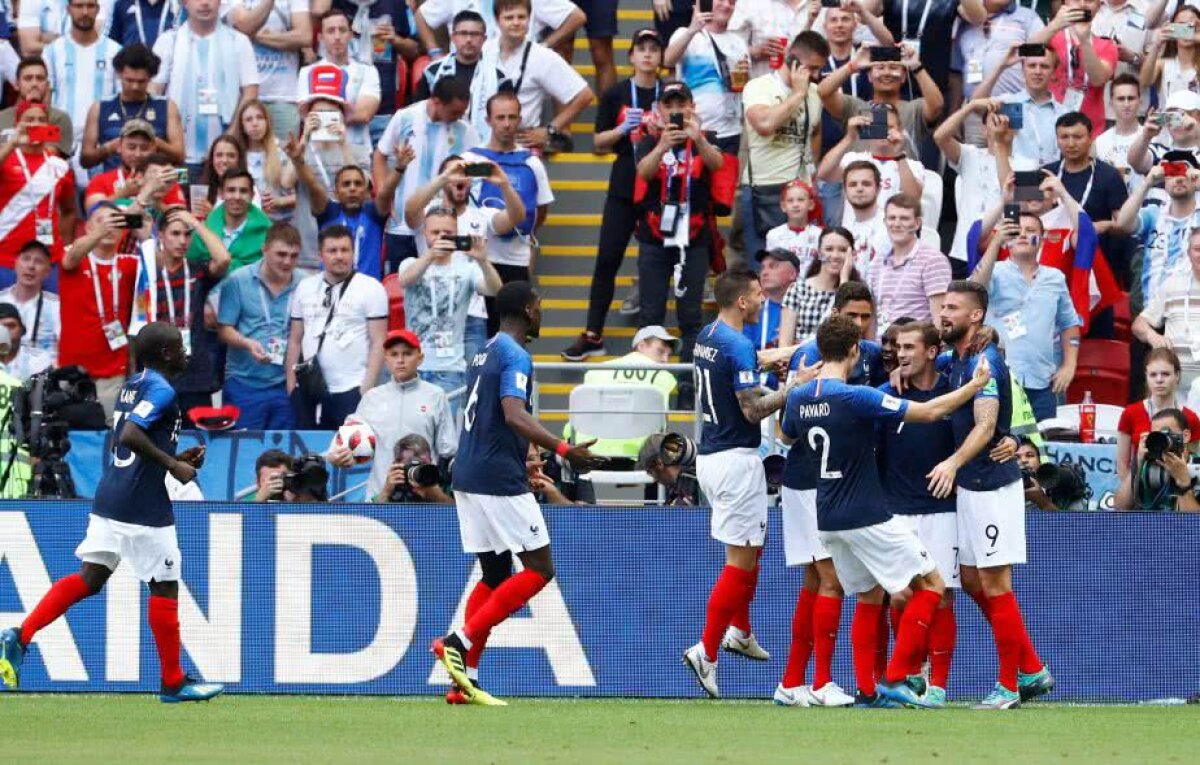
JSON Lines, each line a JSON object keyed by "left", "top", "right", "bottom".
{"left": 957, "top": 397, "right": 1001, "bottom": 465}
{"left": 737, "top": 386, "right": 789, "bottom": 423}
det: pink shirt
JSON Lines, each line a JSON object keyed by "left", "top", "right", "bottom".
{"left": 1049, "top": 31, "right": 1118, "bottom": 136}
{"left": 866, "top": 243, "right": 952, "bottom": 324}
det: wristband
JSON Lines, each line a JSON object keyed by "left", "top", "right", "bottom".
{"left": 912, "top": 65, "right": 926, "bottom": 76}
{"left": 428, "top": 47, "right": 444, "bottom": 57}
{"left": 555, "top": 440, "right": 571, "bottom": 458}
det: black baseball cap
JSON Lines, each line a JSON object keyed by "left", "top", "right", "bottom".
{"left": 0, "top": 303, "right": 23, "bottom": 331}
{"left": 630, "top": 28, "right": 663, "bottom": 51}
{"left": 660, "top": 80, "right": 693, "bottom": 103}
{"left": 755, "top": 248, "right": 801, "bottom": 270}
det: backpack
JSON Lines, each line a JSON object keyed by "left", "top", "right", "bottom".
{"left": 470, "top": 147, "right": 539, "bottom": 239}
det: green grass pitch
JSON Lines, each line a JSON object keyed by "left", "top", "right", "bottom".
{"left": 4, "top": 695, "right": 1197, "bottom": 764}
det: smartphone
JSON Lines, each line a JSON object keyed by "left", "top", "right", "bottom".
{"left": 821, "top": 0, "right": 841, "bottom": 7}
{"left": 1014, "top": 170, "right": 1044, "bottom": 202}
{"left": 1166, "top": 22, "right": 1193, "bottom": 40}
{"left": 669, "top": 112, "right": 685, "bottom": 129}
{"left": 1163, "top": 161, "right": 1191, "bottom": 177}
{"left": 869, "top": 46, "right": 901, "bottom": 62}
{"left": 176, "top": 168, "right": 189, "bottom": 184}
{"left": 121, "top": 212, "right": 144, "bottom": 229}
{"left": 27, "top": 124, "right": 60, "bottom": 143}
{"left": 698, "top": 0, "right": 713, "bottom": 12}
{"left": 858, "top": 107, "right": 889, "bottom": 140}
{"left": 462, "top": 162, "right": 492, "bottom": 178}
{"left": 1152, "top": 112, "right": 1172, "bottom": 127}
{"left": 445, "top": 235, "right": 474, "bottom": 251}
{"left": 998, "top": 102, "right": 1024, "bottom": 130}
{"left": 311, "top": 111, "right": 344, "bottom": 142}
{"left": 1003, "top": 203, "right": 1021, "bottom": 223}
{"left": 1076, "top": 9, "right": 1092, "bottom": 22}
{"left": 1017, "top": 43, "right": 1046, "bottom": 58}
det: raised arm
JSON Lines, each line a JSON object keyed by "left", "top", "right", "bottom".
{"left": 1114, "top": 164, "right": 1163, "bottom": 234}
{"left": 904, "top": 356, "right": 991, "bottom": 424}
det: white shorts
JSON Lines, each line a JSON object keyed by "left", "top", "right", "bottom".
{"left": 781, "top": 487, "right": 831, "bottom": 566}
{"left": 956, "top": 480, "right": 1027, "bottom": 568}
{"left": 455, "top": 491, "right": 549, "bottom": 555}
{"left": 818, "top": 517, "right": 936, "bottom": 595}
{"left": 696, "top": 449, "right": 767, "bottom": 547}
{"left": 894, "top": 512, "right": 959, "bottom": 588}
{"left": 75, "top": 514, "right": 181, "bottom": 583}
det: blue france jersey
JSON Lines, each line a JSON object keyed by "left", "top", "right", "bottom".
{"left": 693, "top": 320, "right": 761, "bottom": 454}
{"left": 877, "top": 379, "right": 958, "bottom": 516}
{"left": 782, "top": 378, "right": 908, "bottom": 531}
{"left": 453, "top": 333, "right": 534, "bottom": 496}
{"left": 790, "top": 339, "right": 887, "bottom": 387}
{"left": 944, "top": 344, "right": 1021, "bottom": 491}
{"left": 93, "top": 369, "right": 181, "bottom": 528}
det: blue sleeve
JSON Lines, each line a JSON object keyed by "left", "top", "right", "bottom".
{"left": 974, "top": 349, "right": 1002, "bottom": 400}
{"left": 781, "top": 390, "right": 799, "bottom": 439}
{"left": 732, "top": 338, "right": 759, "bottom": 391}
{"left": 499, "top": 345, "right": 533, "bottom": 401}
{"left": 216, "top": 276, "right": 242, "bottom": 326}
{"left": 850, "top": 386, "right": 908, "bottom": 422}
{"left": 316, "top": 202, "right": 341, "bottom": 227}
{"left": 128, "top": 379, "right": 176, "bottom": 429}
{"left": 1055, "top": 274, "right": 1083, "bottom": 330}
{"left": 935, "top": 351, "right": 953, "bottom": 372}
{"left": 370, "top": 204, "right": 389, "bottom": 226}
{"left": 864, "top": 343, "right": 887, "bottom": 386}
{"left": 790, "top": 342, "right": 819, "bottom": 371}
{"left": 1136, "top": 207, "right": 1155, "bottom": 244}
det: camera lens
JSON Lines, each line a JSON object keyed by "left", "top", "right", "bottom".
{"left": 406, "top": 462, "right": 441, "bottom": 487}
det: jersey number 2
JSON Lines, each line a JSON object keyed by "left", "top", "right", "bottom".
{"left": 807, "top": 426, "right": 842, "bottom": 479}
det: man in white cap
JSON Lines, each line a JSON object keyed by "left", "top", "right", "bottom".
{"left": 1127, "top": 89, "right": 1200, "bottom": 177}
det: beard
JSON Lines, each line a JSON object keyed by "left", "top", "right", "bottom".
{"left": 939, "top": 322, "right": 967, "bottom": 344}
{"left": 847, "top": 195, "right": 877, "bottom": 212}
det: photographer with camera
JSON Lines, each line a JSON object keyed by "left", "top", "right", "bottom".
{"left": 253, "top": 448, "right": 330, "bottom": 503}
{"left": 378, "top": 434, "right": 453, "bottom": 504}
{"left": 1016, "top": 437, "right": 1089, "bottom": 512}
{"left": 1114, "top": 408, "right": 1200, "bottom": 512}
{"left": 636, "top": 432, "right": 702, "bottom": 506}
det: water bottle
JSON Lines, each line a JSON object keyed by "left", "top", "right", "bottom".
{"left": 1079, "top": 391, "right": 1096, "bottom": 444}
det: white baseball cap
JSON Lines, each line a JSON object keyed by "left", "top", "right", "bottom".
{"left": 1166, "top": 89, "right": 1200, "bottom": 113}
{"left": 631, "top": 325, "right": 677, "bottom": 350}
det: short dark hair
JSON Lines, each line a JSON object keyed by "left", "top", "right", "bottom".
{"left": 220, "top": 168, "right": 255, "bottom": 191}
{"left": 495, "top": 280, "right": 538, "bottom": 322}
{"left": 133, "top": 321, "right": 179, "bottom": 368}
{"left": 713, "top": 267, "right": 759, "bottom": 308}
{"left": 896, "top": 320, "right": 941, "bottom": 350}
{"left": 319, "top": 8, "right": 354, "bottom": 29}
{"left": 17, "top": 240, "right": 52, "bottom": 261}
{"left": 493, "top": 0, "right": 531, "bottom": 16}
{"left": 334, "top": 164, "right": 368, "bottom": 185}
{"left": 816, "top": 315, "right": 862, "bottom": 362}
{"left": 1111, "top": 72, "right": 1141, "bottom": 94}
{"left": 843, "top": 160, "right": 881, "bottom": 185}
{"left": 16, "top": 57, "right": 46, "bottom": 80}
{"left": 791, "top": 30, "right": 830, "bottom": 59}
{"left": 486, "top": 90, "right": 521, "bottom": 117}
{"left": 256, "top": 449, "right": 291, "bottom": 475}
{"left": 885, "top": 192, "right": 922, "bottom": 217}
{"left": 113, "top": 43, "right": 161, "bottom": 76}
{"left": 432, "top": 76, "right": 472, "bottom": 105}
{"left": 393, "top": 433, "right": 433, "bottom": 460}
{"left": 1018, "top": 436, "right": 1041, "bottom": 456}
{"left": 142, "top": 152, "right": 176, "bottom": 170}
{"left": 1056, "top": 111, "right": 1093, "bottom": 134}
{"left": 1151, "top": 407, "right": 1189, "bottom": 431}
{"left": 264, "top": 221, "right": 302, "bottom": 249}
{"left": 318, "top": 224, "right": 354, "bottom": 248}
{"left": 452, "top": 10, "right": 487, "bottom": 29}
{"left": 946, "top": 279, "right": 989, "bottom": 312}
{"left": 833, "top": 281, "right": 873, "bottom": 312}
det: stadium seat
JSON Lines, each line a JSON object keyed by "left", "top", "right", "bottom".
{"left": 410, "top": 55, "right": 431, "bottom": 97}
{"left": 395, "top": 57, "right": 410, "bottom": 107}
{"left": 1112, "top": 292, "right": 1131, "bottom": 343}
{"left": 567, "top": 384, "right": 666, "bottom": 492}
{"left": 1066, "top": 339, "right": 1131, "bottom": 406}
{"left": 383, "top": 273, "right": 405, "bottom": 331}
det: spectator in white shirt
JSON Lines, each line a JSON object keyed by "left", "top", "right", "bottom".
{"left": 1094, "top": 73, "right": 1146, "bottom": 195}
{"left": 1134, "top": 224, "right": 1200, "bottom": 393}
{"left": 0, "top": 242, "right": 60, "bottom": 370}
{"left": 935, "top": 100, "right": 1007, "bottom": 275}
{"left": 285, "top": 224, "right": 389, "bottom": 429}
{"left": 664, "top": 0, "right": 750, "bottom": 153}
{"left": 225, "top": 0, "right": 313, "bottom": 141}
{"left": 817, "top": 103, "right": 924, "bottom": 226}
{"left": 298, "top": 8, "right": 381, "bottom": 151}
{"left": 414, "top": 0, "right": 584, "bottom": 53}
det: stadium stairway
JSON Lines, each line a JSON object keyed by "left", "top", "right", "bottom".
{"left": 533, "top": 6, "right": 703, "bottom": 432}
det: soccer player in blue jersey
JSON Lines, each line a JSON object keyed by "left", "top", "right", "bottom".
{"left": 782, "top": 315, "right": 992, "bottom": 708}
{"left": 681, "top": 268, "right": 819, "bottom": 699}
{"left": 876, "top": 321, "right": 962, "bottom": 708}
{"left": 433, "top": 281, "right": 607, "bottom": 706}
{"left": 0, "top": 323, "right": 221, "bottom": 703}
{"left": 788, "top": 281, "right": 887, "bottom": 387}
{"left": 932, "top": 280, "right": 1053, "bottom": 710}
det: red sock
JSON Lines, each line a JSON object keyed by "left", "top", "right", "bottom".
{"left": 873, "top": 603, "right": 890, "bottom": 683}
{"left": 968, "top": 588, "right": 992, "bottom": 622}
{"left": 148, "top": 596, "right": 185, "bottom": 689}
{"left": 781, "top": 589, "right": 817, "bottom": 688}
{"left": 851, "top": 602, "right": 882, "bottom": 696}
{"left": 463, "top": 582, "right": 493, "bottom": 669}
{"left": 701, "top": 565, "right": 755, "bottom": 661}
{"left": 989, "top": 592, "right": 1029, "bottom": 691}
{"left": 810, "top": 594, "right": 842, "bottom": 690}
{"left": 463, "top": 570, "right": 548, "bottom": 644}
{"left": 1015, "top": 596, "right": 1043, "bottom": 675}
{"left": 729, "top": 553, "right": 762, "bottom": 634}
{"left": 889, "top": 605, "right": 904, "bottom": 640}
{"left": 20, "top": 574, "right": 92, "bottom": 646}
{"left": 885, "top": 589, "right": 940, "bottom": 682}
{"left": 928, "top": 602, "right": 956, "bottom": 689}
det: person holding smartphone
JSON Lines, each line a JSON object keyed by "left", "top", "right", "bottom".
{"left": 663, "top": 0, "right": 749, "bottom": 154}
{"left": 1031, "top": 0, "right": 1117, "bottom": 136}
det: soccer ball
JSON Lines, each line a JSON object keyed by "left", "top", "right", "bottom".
{"left": 332, "top": 418, "right": 376, "bottom": 465}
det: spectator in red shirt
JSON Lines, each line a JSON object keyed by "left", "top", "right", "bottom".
{"left": 0, "top": 101, "right": 76, "bottom": 275}
{"left": 1117, "top": 347, "right": 1200, "bottom": 482}
{"left": 83, "top": 120, "right": 186, "bottom": 212}
{"left": 58, "top": 202, "right": 141, "bottom": 420}
{"left": 1039, "top": 0, "right": 1117, "bottom": 136}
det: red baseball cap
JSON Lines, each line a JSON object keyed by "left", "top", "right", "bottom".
{"left": 384, "top": 329, "right": 422, "bottom": 351}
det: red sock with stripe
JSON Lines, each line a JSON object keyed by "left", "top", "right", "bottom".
{"left": 988, "top": 592, "right": 1031, "bottom": 691}
{"left": 729, "top": 551, "right": 762, "bottom": 634}
{"left": 464, "top": 570, "right": 548, "bottom": 644}
{"left": 701, "top": 565, "right": 755, "bottom": 661}
{"left": 885, "top": 589, "right": 940, "bottom": 683}
{"left": 781, "top": 588, "right": 817, "bottom": 688}
{"left": 850, "top": 602, "right": 882, "bottom": 696}
{"left": 810, "top": 594, "right": 842, "bottom": 690}
{"left": 463, "top": 582, "right": 493, "bottom": 669}
{"left": 928, "top": 602, "right": 956, "bottom": 689}
{"left": 148, "top": 596, "right": 185, "bottom": 689}
{"left": 20, "top": 573, "right": 92, "bottom": 646}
